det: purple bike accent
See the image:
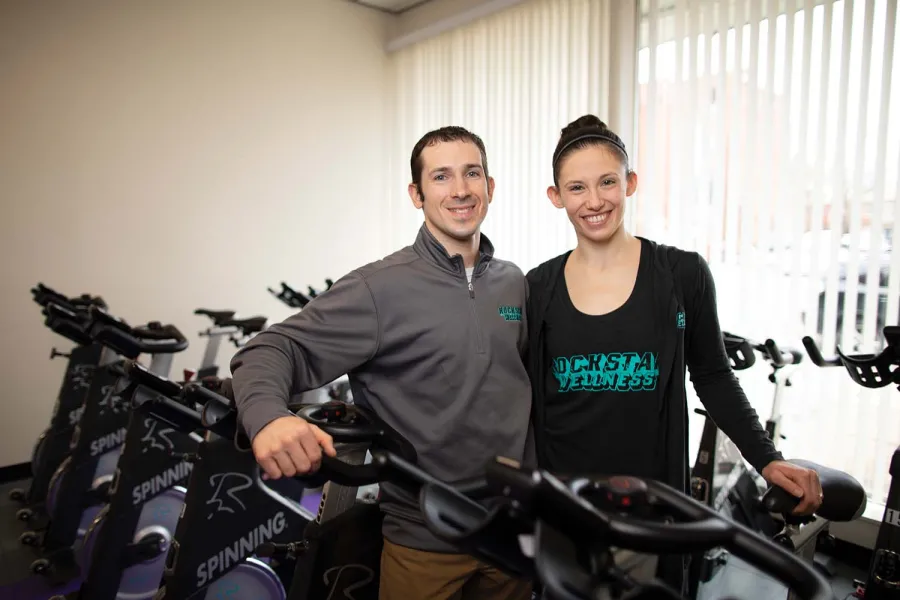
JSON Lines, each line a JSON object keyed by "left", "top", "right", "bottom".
{"left": 44, "top": 448, "right": 123, "bottom": 568}
{"left": 81, "top": 487, "right": 187, "bottom": 600}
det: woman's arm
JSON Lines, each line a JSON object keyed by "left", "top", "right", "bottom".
{"left": 682, "top": 253, "right": 783, "bottom": 473}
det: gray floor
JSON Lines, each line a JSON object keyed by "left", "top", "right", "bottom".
{"left": 697, "top": 553, "right": 864, "bottom": 600}
{"left": 0, "top": 478, "right": 868, "bottom": 598}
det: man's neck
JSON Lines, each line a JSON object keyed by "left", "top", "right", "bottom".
{"left": 425, "top": 221, "right": 480, "bottom": 268}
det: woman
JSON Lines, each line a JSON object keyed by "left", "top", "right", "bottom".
{"left": 524, "top": 115, "right": 823, "bottom": 592}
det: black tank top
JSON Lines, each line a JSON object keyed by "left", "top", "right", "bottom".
{"left": 541, "top": 238, "right": 664, "bottom": 479}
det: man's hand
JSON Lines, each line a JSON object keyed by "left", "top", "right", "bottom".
{"left": 252, "top": 415, "right": 337, "bottom": 480}
{"left": 761, "top": 460, "right": 823, "bottom": 516}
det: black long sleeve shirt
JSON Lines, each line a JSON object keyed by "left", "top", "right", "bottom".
{"left": 525, "top": 239, "right": 781, "bottom": 484}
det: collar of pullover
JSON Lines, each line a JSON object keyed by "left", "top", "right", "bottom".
{"left": 413, "top": 223, "right": 494, "bottom": 278}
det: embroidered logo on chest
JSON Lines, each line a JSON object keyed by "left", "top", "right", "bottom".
{"left": 498, "top": 305, "right": 522, "bottom": 322}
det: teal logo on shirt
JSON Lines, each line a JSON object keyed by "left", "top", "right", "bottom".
{"left": 498, "top": 306, "right": 522, "bottom": 322}
{"left": 676, "top": 312, "right": 685, "bottom": 329}
{"left": 552, "top": 352, "right": 659, "bottom": 392}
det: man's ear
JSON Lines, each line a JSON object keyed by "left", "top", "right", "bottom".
{"left": 547, "top": 185, "right": 564, "bottom": 209}
{"left": 487, "top": 176, "right": 495, "bottom": 204}
{"left": 409, "top": 183, "right": 424, "bottom": 209}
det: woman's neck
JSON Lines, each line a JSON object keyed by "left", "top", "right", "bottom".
{"left": 571, "top": 227, "right": 636, "bottom": 271}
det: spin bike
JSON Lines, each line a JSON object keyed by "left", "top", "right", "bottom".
{"left": 10, "top": 284, "right": 109, "bottom": 519}
{"left": 804, "top": 327, "right": 900, "bottom": 599}
{"left": 20, "top": 303, "right": 189, "bottom": 587}
{"left": 364, "top": 449, "right": 865, "bottom": 600}
{"left": 267, "top": 278, "right": 333, "bottom": 309}
{"left": 118, "top": 362, "right": 414, "bottom": 600}
{"left": 688, "top": 333, "right": 813, "bottom": 596}
{"left": 35, "top": 311, "right": 206, "bottom": 600}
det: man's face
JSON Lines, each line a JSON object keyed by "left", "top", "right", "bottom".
{"left": 409, "top": 140, "right": 494, "bottom": 244}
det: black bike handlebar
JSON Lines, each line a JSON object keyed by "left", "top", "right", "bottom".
{"left": 125, "top": 360, "right": 184, "bottom": 397}
{"left": 724, "top": 332, "right": 803, "bottom": 368}
{"left": 801, "top": 336, "right": 842, "bottom": 367}
{"left": 760, "top": 338, "right": 804, "bottom": 367}
{"left": 128, "top": 367, "right": 205, "bottom": 434}
{"left": 86, "top": 306, "right": 188, "bottom": 359}
{"left": 366, "top": 452, "right": 835, "bottom": 600}
{"left": 267, "top": 282, "right": 312, "bottom": 309}
{"left": 489, "top": 459, "right": 834, "bottom": 600}
{"left": 802, "top": 328, "right": 900, "bottom": 388}
{"left": 722, "top": 332, "right": 756, "bottom": 370}
{"left": 32, "top": 283, "right": 107, "bottom": 313}
{"left": 42, "top": 302, "right": 95, "bottom": 346}
{"left": 135, "top": 379, "right": 422, "bottom": 488}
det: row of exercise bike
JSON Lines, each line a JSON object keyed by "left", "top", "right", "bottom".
{"left": 3, "top": 280, "right": 898, "bottom": 599}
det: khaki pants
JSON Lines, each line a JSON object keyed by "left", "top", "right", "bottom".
{"left": 379, "top": 538, "right": 534, "bottom": 600}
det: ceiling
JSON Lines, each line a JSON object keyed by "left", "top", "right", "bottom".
{"left": 345, "top": 0, "right": 435, "bottom": 15}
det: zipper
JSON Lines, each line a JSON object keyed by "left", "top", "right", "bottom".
{"left": 468, "top": 280, "right": 485, "bottom": 354}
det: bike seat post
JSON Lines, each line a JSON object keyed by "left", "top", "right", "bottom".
{"left": 148, "top": 352, "right": 175, "bottom": 379}
{"left": 197, "top": 325, "right": 238, "bottom": 376}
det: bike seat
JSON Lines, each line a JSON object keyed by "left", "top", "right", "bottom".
{"left": 224, "top": 316, "right": 267, "bottom": 335}
{"left": 761, "top": 459, "right": 867, "bottom": 521}
{"left": 194, "top": 309, "right": 237, "bottom": 325}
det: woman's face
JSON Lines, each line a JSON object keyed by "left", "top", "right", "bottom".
{"left": 549, "top": 144, "right": 637, "bottom": 244}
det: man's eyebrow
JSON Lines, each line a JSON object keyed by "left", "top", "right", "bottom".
{"left": 429, "top": 164, "right": 484, "bottom": 174}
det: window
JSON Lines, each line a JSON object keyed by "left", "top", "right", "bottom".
{"left": 383, "top": 0, "right": 615, "bottom": 271}
{"left": 637, "top": 0, "right": 900, "bottom": 509}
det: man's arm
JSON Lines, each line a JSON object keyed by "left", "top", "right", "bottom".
{"left": 230, "top": 271, "right": 380, "bottom": 442}
{"left": 682, "top": 254, "right": 783, "bottom": 473}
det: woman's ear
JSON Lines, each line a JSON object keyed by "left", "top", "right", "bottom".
{"left": 547, "top": 185, "right": 564, "bottom": 209}
{"left": 625, "top": 171, "right": 639, "bottom": 197}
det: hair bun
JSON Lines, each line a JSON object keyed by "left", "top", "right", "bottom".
{"left": 560, "top": 114, "right": 608, "bottom": 137}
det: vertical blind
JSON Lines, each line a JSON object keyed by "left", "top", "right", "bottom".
{"left": 384, "top": 0, "right": 899, "bottom": 510}
{"left": 383, "top": 0, "right": 613, "bottom": 271}
{"left": 637, "top": 0, "right": 900, "bottom": 509}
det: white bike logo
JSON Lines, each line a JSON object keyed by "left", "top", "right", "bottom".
{"left": 98, "top": 385, "right": 126, "bottom": 416}
{"left": 140, "top": 418, "right": 176, "bottom": 454}
{"left": 206, "top": 472, "right": 253, "bottom": 519}
{"left": 69, "top": 364, "right": 94, "bottom": 391}
{"left": 323, "top": 564, "right": 375, "bottom": 600}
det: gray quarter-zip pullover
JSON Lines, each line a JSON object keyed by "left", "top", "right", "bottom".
{"left": 230, "top": 224, "right": 532, "bottom": 551}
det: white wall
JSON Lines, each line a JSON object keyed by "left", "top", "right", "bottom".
{"left": 0, "top": 0, "right": 389, "bottom": 467}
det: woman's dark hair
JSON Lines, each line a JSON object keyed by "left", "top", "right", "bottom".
{"left": 551, "top": 115, "right": 630, "bottom": 186}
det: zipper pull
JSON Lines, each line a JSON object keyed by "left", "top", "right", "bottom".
{"left": 468, "top": 282, "right": 475, "bottom": 298}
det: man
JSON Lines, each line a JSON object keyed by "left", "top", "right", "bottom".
{"left": 230, "top": 126, "right": 534, "bottom": 600}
